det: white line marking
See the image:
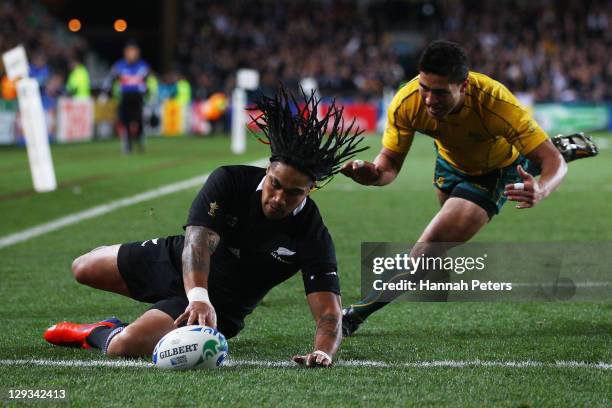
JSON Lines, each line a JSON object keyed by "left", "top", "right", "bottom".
{"left": 0, "top": 158, "right": 269, "bottom": 250}
{"left": 0, "top": 359, "right": 610, "bottom": 370}
{"left": 0, "top": 359, "right": 151, "bottom": 368}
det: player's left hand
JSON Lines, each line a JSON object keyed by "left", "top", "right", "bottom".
{"left": 504, "top": 165, "right": 544, "bottom": 209}
{"left": 292, "top": 350, "right": 333, "bottom": 368}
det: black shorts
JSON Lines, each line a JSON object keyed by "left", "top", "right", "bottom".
{"left": 117, "top": 238, "right": 243, "bottom": 338}
{"left": 119, "top": 92, "right": 144, "bottom": 127}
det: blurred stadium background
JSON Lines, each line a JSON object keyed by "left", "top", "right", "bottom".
{"left": 0, "top": 0, "right": 611, "bottom": 145}
{"left": 1, "top": 0, "right": 611, "bottom": 406}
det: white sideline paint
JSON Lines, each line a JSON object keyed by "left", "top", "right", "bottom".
{"left": 0, "top": 358, "right": 610, "bottom": 370}
{"left": 0, "top": 158, "right": 269, "bottom": 250}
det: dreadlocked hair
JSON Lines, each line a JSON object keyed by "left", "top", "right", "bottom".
{"left": 250, "top": 85, "right": 369, "bottom": 187}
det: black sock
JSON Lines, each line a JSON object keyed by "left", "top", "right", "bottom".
{"left": 86, "top": 326, "right": 113, "bottom": 349}
{"left": 86, "top": 323, "right": 127, "bottom": 350}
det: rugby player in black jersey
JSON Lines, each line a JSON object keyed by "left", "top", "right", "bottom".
{"left": 43, "top": 86, "right": 367, "bottom": 367}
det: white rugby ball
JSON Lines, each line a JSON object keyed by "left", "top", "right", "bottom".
{"left": 152, "top": 325, "right": 228, "bottom": 370}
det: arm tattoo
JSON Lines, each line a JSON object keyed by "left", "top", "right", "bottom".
{"left": 205, "top": 230, "right": 220, "bottom": 253}
{"left": 183, "top": 226, "right": 220, "bottom": 273}
{"left": 316, "top": 313, "right": 341, "bottom": 339}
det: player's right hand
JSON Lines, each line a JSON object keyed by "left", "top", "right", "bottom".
{"left": 174, "top": 301, "right": 217, "bottom": 328}
{"left": 340, "top": 160, "right": 380, "bottom": 185}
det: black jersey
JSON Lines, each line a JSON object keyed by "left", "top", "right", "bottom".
{"left": 166, "top": 165, "right": 339, "bottom": 320}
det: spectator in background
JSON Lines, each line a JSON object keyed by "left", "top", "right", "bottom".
{"left": 158, "top": 69, "right": 191, "bottom": 106}
{"left": 0, "top": 1, "right": 95, "bottom": 110}
{"left": 44, "top": 73, "right": 64, "bottom": 99}
{"left": 29, "top": 52, "right": 50, "bottom": 95}
{"left": 433, "top": 0, "right": 612, "bottom": 102}
{"left": 176, "top": 0, "right": 610, "bottom": 103}
{"left": 159, "top": 71, "right": 178, "bottom": 101}
{"left": 176, "top": 72, "right": 192, "bottom": 107}
{"left": 145, "top": 72, "right": 159, "bottom": 104}
{"left": 66, "top": 52, "right": 91, "bottom": 99}
{"left": 1, "top": 0, "right": 610, "bottom": 114}
{"left": 178, "top": 0, "right": 404, "bottom": 99}
{"left": 193, "top": 72, "right": 215, "bottom": 100}
{"left": 102, "top": 41, "right": 151, "bottom": 154}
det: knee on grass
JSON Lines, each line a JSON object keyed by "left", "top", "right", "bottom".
{"left": 105, "top": 327, "right": 151, "bottom": 358}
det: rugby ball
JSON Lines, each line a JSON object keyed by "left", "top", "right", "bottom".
{"left": 152, "top": 325, "right": 228, "bottom": 370}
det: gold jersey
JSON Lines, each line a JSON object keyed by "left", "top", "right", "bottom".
{"left": 382, "top": 71, "right": 548, "bottom": 175}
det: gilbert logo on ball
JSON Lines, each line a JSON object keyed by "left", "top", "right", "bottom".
{"left": 153, "top": 325, "right": 228, "bottom": 370}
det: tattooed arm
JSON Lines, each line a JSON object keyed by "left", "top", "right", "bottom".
{"left": 174, "top": 225, "right": 220, "bottom": 327}
{"left": 292, "top": 292, "right": 342, "bottom": 367}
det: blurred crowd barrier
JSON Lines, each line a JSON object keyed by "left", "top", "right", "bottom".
{"left": 1, "top": 96, "right": 611, "bottom": 146}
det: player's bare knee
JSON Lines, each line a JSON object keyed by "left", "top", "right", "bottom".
{"left": 105, "top": 330, "right": 138, "bottom": 357}
{"left": 71, "top": 255, "right": 90, "bottom": 284}
{"left": 106, "top": 326, "right": 150, "bottom": 357}
{"left": 72, "top": 246, "right": 111, "bottom": 284}
{"left": 105, "top": 333, "right": 129, "bottom": 357}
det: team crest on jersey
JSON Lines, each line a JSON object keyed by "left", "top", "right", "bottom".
{"left": 271, "top": 247, "right": 296, "bottom": 264}
{"left": 208, "top": 202, "right": 220, "bottom": 217}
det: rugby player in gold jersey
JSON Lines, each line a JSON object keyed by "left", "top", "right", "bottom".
{"left": 340, "top": 40, "right": 597, "bottom": 336}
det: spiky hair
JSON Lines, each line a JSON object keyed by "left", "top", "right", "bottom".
{"left": 250, "top": 86, "right": 369, "bottom": 185}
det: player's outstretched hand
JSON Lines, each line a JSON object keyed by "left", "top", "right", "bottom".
{"left": 174, "top": 301, "right": 217, "bottom": 328}
{"left": 340, "top": 159, "right": 380, "bottom": 185}
{"left": 504, "top": 165, "right": 543, "bottom": 209}
{"left": 292, "top": 350, "right": 333, "bottom": 368}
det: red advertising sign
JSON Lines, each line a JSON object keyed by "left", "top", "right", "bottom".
{"left": 246, "top": 102, "right": 378, "bottom": 133}
{"left": 319, "top": 102, "right": 378, "bottom": 133}
{"left": 57, "top": 97, "right": 94, "bottom": 142}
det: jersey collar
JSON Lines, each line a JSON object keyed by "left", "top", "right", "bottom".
{"left": 256, "top": 176, "right": 307, "bottom": 216}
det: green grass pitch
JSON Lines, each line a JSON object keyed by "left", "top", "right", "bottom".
{"left": 0, "top": 132, "right": 610, "bottom": 407}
